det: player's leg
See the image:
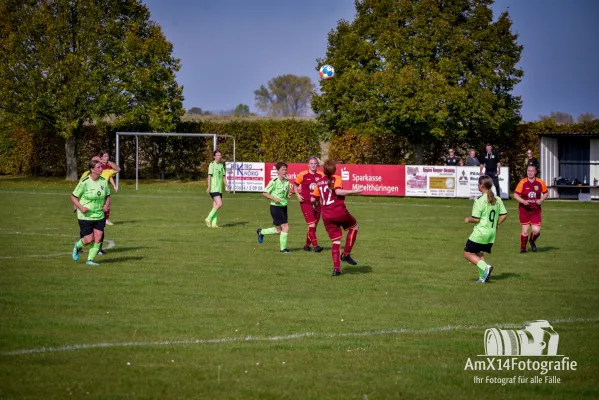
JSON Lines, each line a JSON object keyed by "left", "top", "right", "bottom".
{"left": 73, "top": 220, "right": 93, "bottom": 261}
{"left": 98, "top": 231, "right": 106, "bottom": 255}
{"left": 312, "top": 203, "right": 323, "bottom": 252}
{"left": 105, "top": 208, "right": 113, "bottom": 225}
{"left": 520, "top": 223, "right": 530, "bottom": 253}
{"left": 323, "top": 218, "right": 343, "bottom": 275}
{"left": 529, "top": 222, "right": 541, "bottom": 252}
{"left": 331, "top": 239, "right": 342, "bottom": 276}
{"left": 206, "top": 193, "right": 219, "bottom": 227}
{"left": 280, "top": 222, "right": 290, "bottom": 253}
{"left": 340, "top": 214, "right": 359, "bottom": 265}
{"left": 86, "top": 220, "right": 106, "bottom": 266}
{"left": 518, "top": 208, "right": 530, "bottom": 253}
{"left": 464, "top": 240, "right": 491, "bottom": 282}
{"left": 210, "top": 195, "right": 223, "bottom": 227}
{"left": 258, "top": 206, "right": 281, "bottom": 244}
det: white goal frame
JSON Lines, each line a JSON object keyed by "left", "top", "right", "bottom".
{"left": 115, "top": 132, "right": 236, "bottom": 191}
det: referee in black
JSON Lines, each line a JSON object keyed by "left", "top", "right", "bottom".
{"left": 480, "top": 143, "right": 501, "bottom": 197}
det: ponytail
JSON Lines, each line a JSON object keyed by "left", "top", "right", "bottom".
{"left": 479, "top": 175, "right": 497, "bottom": 205}
{"left": 323, "top": 160, "right": 337, "bottom": 190}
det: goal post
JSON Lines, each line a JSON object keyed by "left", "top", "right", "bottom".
{"left": 115, "top": 132, "right": 236, "bottom": 191}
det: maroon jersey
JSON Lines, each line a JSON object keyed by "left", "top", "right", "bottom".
{"left": 313, "top": 175, "right": 348, "bottom": 219}
{"left": 514, "top": 178, "right": 548, "bottom": 211}
{"left": 101, "top": 162, "right": 111, "bottom": 171}
{"left": 295, "top": 170, "right": 325, "bottom": 203}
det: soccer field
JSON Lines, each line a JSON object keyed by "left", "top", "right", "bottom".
{"left": 1, "top": 178, "right": 598, "bottom": 399}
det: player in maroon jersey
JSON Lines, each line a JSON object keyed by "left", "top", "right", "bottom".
{"left": 513, "top": 166, "right": 548, "bottom": 253}
{"left": 294, "top": 156, "right": 325, "bottom": 252}
{"left": 312, "top": 160, "right": 363, "bottom": 276}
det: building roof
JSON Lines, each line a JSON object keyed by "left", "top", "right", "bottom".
{"left": 537, "top": 131, "right": 599, "bottom": 137}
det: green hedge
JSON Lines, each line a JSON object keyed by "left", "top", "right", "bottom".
{"left": 0, "top": 119, "right": 324, "bottom": 179}
{"left": 2, "top": 118, "right": 597, "bottom": 186}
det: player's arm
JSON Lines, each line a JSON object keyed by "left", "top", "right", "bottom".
{"left": 108, "top": 161, "right": 120, "bottom": 173}
{"left": 262, "top": 192, "right": 281, "bottom": 203}
{"left": 71, "top": 195, "right": 88, "bottom": 214}
{"left": 498, "top": 213, "right": 508, "bottom": 226}
{"left": 222, "top": 174, "right": 230, "bottom": 192}
{"left": 465, "top": 200, "right": 482, "bottom": 223}
{"left": 513, "top": 180, "right": 527, "bottom": 205}
{"left": 537, "top": 191, "right": 549, "bottom": 205}
{"left": 512, "top": 192, "right": 526, "bottom": 205}
{"left": 206, "top": 163, "right": 214, "bottom": 193}
{"left": 335, "top": 188, "right": 363, "bottom": 196}
{"left": 332, "top": 176, "right": 362, "bottom": 196}
{"left": 103, "top": 195, "right": 111, "bottom": 212}
{"left": 294, "top": 173, "right": 305, "bottom": 201}
{"left": 294, "top": 183, "right": 304, "bottom": 202}
{"left": 109, "top": 176, "right": 118, "bottom": 192}
{"left": 262, "top": 180, "right": 280, "bottom": 203}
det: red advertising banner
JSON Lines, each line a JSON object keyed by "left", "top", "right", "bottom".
{"left": 265, "top": 163, "right": 406, "bottom": 197}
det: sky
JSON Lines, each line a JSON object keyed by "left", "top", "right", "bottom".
{"left": 143, "top": 0, "right": 599, "bottom": 122}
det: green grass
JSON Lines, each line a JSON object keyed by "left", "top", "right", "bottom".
{"left": 1, "top": 177, "right": 598, "bottom": 399}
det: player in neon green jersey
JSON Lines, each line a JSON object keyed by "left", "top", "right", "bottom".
{"left": 256, "top": 162, "right": 292, "bottom": 253}
{"left": 71, "top": 159, "right": 111, "bottom": 266}
{"left": 205, "top": 149, "right": 229, "bottom": 228}
{"left": 463, "top": 175, "right": 508, "bottom": 283}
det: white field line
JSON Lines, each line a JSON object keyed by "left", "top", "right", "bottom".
{"left": 0, "top": 232, "right": 114, "bottom": 259}
{"left": 1, "top": 190, "right": 598, "bottom": 212}
{"left": 2, "top": 316, "right": 597, "bottom": 356}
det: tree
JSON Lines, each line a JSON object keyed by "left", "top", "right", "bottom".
{"left": 234, "top": 104, "right": 251, "bottom": 116}
{"left": 576, "top": 113, "right": 597, "bottom": 123}
{"left": 539, "top": 112, "right": 574, "bottom": 124}
{"left": 0, "top": 0, "right": 184, "bottom": 180}
{"left": 312, "top": 0, "right": 523, "bottom": 163}
{"left": 187, "top": 107, "right": 204, "bottom": 115}
{"left": 254, "top": 75, "right": 315, "bottom": 117}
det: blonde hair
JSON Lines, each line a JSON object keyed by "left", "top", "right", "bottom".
{"left": 479, "top": 175, "right": 496, "bottom": 205}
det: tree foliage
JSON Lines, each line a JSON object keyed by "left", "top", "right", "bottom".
{"left": 233, "top": 104, "right": 252, "bottom": 116}
{"left": 312, "top": 0, "right": 523, "bottom": 163}
{"left": 254, "top": 75, "right": 315, "bottom": 117}
{"left": 576, "top": 113, "right": 597, "bottom": 123}
{"left": 0, "top": 0, "right": 184, "bottom": 179}
{"left": 539, "top": 112, "right": 574, "bottom": 124}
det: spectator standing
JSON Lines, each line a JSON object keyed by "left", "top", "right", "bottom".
{"left": 466, "top": 150, "right": 480, "bottom": 166}
{"left": 445, "top": 149, "right": 463, "bottom": 166}
{"left": 480, "top": 144, "right": 501, "bottom": 197}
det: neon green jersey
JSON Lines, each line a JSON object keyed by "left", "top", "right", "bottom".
{"left": 72, "top": 176, "right": 111, "bottom": 220}
{"left": 469, "top": 195, "right": 507, "bottom": 244}
{"left": 264, "top": 177, "right": 290, "bottom": 207}
{"left": 208, "top": 161, "right": 226, "bottom": 193}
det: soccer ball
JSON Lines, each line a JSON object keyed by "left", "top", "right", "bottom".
{"left": 319, "top": 64, "right": 335, "bottom": 80}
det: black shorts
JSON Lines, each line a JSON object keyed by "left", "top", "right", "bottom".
{"left": 270, "top": 205, "right": 288, "bottom": 226}
{"left": 78, "top": 218, "right": 106, "bottom": 237}
{"left": 464, "top": 239, "right": 493, "bottom": 254}
{"left": 209, "top": 192, "right": 222, "bottom": 199}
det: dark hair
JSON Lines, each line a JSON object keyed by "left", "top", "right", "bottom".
{"left": 275, "top": 161, "right": 288, "bottom": 171}
{"left": 213, "top": 149, "right": 221, "bottom": 156}
{"left": 99, "top": 149, "right": 110, "bottom": 158}
{"left": 479, "top": 175, "right": 496, "bottom": 205}
{"left": 323, "top": 159, "right": 336, "bottom": 190}
{"left": 89, "top": 159, "right": 102, "bottom": 171}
